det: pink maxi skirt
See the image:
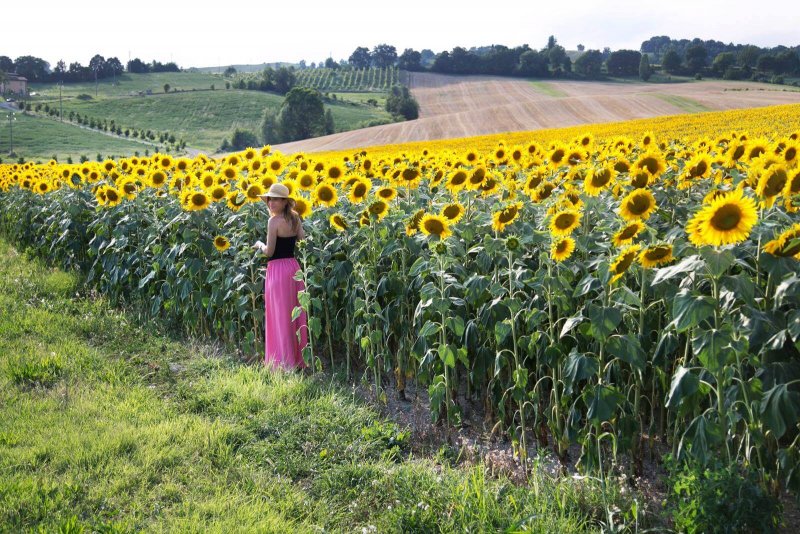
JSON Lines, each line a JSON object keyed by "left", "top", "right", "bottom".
{"left": 264, "top": 258, "right": 308, "bottom": 369}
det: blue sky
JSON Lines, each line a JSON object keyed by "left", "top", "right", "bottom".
{"left": 4, "top": 0, "right": 799, "bottom": 69}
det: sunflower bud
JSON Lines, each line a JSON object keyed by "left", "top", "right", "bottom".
{"left": 505, "top": 236, "right": 520, "bottom": 251}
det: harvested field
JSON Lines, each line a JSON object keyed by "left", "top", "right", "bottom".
{"left": 274, "top": 73, "right": 800, "bottom": 153}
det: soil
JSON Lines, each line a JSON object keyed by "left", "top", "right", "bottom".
{"left": 273, "top": 74, "right": 800, "bottom": 154}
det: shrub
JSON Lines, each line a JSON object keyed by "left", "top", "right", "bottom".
{"left": 76, "top": 94, "right": 93, "bottom": 101}
{"left": 666, "top": 461, "right": 781, "bottom": 533}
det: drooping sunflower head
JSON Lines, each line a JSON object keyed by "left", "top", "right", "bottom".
{"left": 639, "top": 244, "right": 674, "bottom": 268}
{"left": 367, "top": 200, "right": 389, "bottom": 220}
{"left": 405, "top": 209, "right": 425, "bottom": 236}
{"left": 619, "top": 189, "right": 657, "bottom": 221}
{"left": 492, "top": 202, "right": 522, "bottom": 233}
{"left": 755, "top": 165, "right": 788, "bottom": 207}
{"left": 550, "top": 237, "right": 576, "bottom": 262}
{"left": 584, "top": 165, "right": 615, "bottom": 196}
{"left": 686, "top": 188, "right": 758, "bottom": 247}
{"left": 329, "top": 213, "right": 348, "bottom": 232}
{"left": 610, "top": 244, "right": 642, "bottom": 283}
{"left": 763, "top": 223, "right": 800, "bottom": 258}
{"left": 612, "top": 221, "right": 645, "bottom": 247}
{"left": 213, "top": 235, "right": 231, "bottom": 252}
{"left": 549, "top": 209, "right": 581, "bottom": 236}
{"left": 419, "top": 213, "right": 452, "bottom": 240}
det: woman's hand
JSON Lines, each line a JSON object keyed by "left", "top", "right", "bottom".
{"left": 252, "top": 240, "right": 266, "bottom": 254}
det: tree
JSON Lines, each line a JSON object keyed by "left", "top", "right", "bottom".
{"left": 127, "top": 58, "right": 149, "bottom": 73}
{"left": 606, "top": 50, "right": 642, "bottom": 76}
{"left": 711, "top": 52, "right": 736, "bottom": 76}
{"left": 349, "top": 47, "right": 371, "bottom": 69}
{"left": 106, "top": 57, "right": 123, "bottom": 78}
{"left": 420, "top": 49, "right": 436, "bottom": 67}
{"left": 228, "top": 129, "right": 259, "bottom": 151}
{"left": 546, "top": 35, "right": 558, "bottom": 50}
{"left": 0, "top": 56, "right": 15, "bottom": 73}
{"left": 261, "top": 108, "right": 282, "bottom": 144}
{"left": 371, "top": 44, "right": 397, "bottom": 68}
{"left": 686, "top": 45, "right": 708, "bottom": 73}
{"left": 547, "top": 45, "right": 569, "bottom": 73}
{"left": 223, "top": 66, "right": 237, "bottom": 76}
{"left": 324, "top": 108, "right": 335, "bottom": 135}
{"left": 574, "top": 50, "right": 603, "bottom": 78}
{"left": 398, "top": 48, "right": 422, "bottom": 71}
{"left": 163, "top": 84, "right": 170, "bottom": 93}
{"left": 737, "top": 45, "right": 761, "bottom": 68}
{"left": 577, "top": 44, "right": 585, "bottom": 52}
{"left": 517, "top": 50, "right": 549, "bottom": 77}
{"left": 278, "top": 87, "right": 326, "bottom": 141}
{"left": 13, "top": 56, "right": 50, "bottom": 81}
{"left": 324, "top": 57, "right": 339, "bottom": 69}
{"left": 89, "top": 54, "right": 106, "bottom": 77}
{"left": 639, "top": 54, "right": 652, "bottom": 81}
{"left": 272, "top": 67, "right": 297, "bottom": 95}
{"left": 662, "top": 49, "right": 682, "bottom": 74}
{"left": 386, "top": 85, "right": 419, "bottom": 120}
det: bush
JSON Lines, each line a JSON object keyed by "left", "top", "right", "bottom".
{"left": 76, "top": 94, "right": 93, "bottom": 101}
{"left": 666, "top": 461, "right": 781, "bottom": 533}
{"left": 226, "top": 129, "right": 259, "bottom": 151}
{"left": 771, "top": 75, "right": 785, "bottom": 85}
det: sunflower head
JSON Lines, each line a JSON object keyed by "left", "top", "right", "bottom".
{"left": 549, "top": 209, "right": 580, "bottom": 236}
{"left": 329, "top": 213, "right": 348, "bottom": 232}
{"left": 619, "top": 189, "right": 657, "bottom": 221}
{"left": 686, "top": 188, "right": 758, "bottom": 247}
{"left": 612, "top": 222, "right": 645, "bottom": 247}
{"left": 419, "top": 213, "right": 452, "bottom": 240}
{"left": 639, "top": 244, "right": 674, "bottom": 268}
{"left": 492, "top": 202, "right": 522, "bottom": 233}
{"left": 213, "top": 235, "right": 231, "bottom": 252}
{"left": 313, "top": 183, "right": 338, "bottom": 207}
{"left": 550, "top": 237, "right": 576, "bottom": 262}
{"left": 610, "top": 244, "right": 642, "bottom": 283}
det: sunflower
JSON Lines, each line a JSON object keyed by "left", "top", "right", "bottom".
{"left": 763, "top": 223, "right": 800, "bottom": 258}
{"left": 213, "top": 235, "right": 231, "bottom": 252}
{"left": 313, "top": 183, "right": 338, "bottom": 207}
{"left": 210, "top": 185, "right": 228, "bottom": 202}
{"left": 640, "top": 132, "right": 656, "bottom": 148}
{"left": 226, "top": 192, "right": 247, "bottom": 212}
{"left": 610, "top": 244, "right": 642, "bottom": 283}
{"left": 158, "top": 155, "right": 173, "bottom": 170}
{"left": 466, "top": 167, "right": 487, "bottom": 190}
{"left": 297, "top": 172, "right": 316, "bottom": 190}
{"left": 584, "top": 165, "right": 616, "bottom": 196}
{"left": 745, "top": 139, "right": 769, "bottom": 161}
{"left": 405, "top": 209, "right": 425, "bottom": 235}
{"left": 679, "top": 153, "right": 713, "bottom": 187}
{"left": 359, "top": 213, "right": 371, "bottom": 227}
{"left": 348, "top": 178, "right": 371, "bottom": 204}
{"left": 246, "top": 183, "right": 265, "bottom": 201}
{"left": 549, "top": 209, "right": 580, "bottom": 236}
{"left": 548, "top": 144, "right": 567, "bottom": 167}
{"left": 293, "top": 196, "right": 311, "bottom": 218}
{"left": 686, "top": 188, "right": 758, "bottom": 247}
{"left": 440, "top": 202, "right": 466, "bottom": 223}
{"left": 220, "top": 164, "right": 238, "bottom": 183}
{"left": 329, "top": 213, "right": 348, "bottom": 232}
{"left": 118, "top": 177, "right": 139, "bottom": 200}
{"left": 612, "top": 221, "right": 645, "bottom": 247}
{"left": 492, "top": 202, "right": 522, "bottom": 233}
{"left": 367, "top": 200, "right": 389, "bottom": 220}
{"left": 200, "top": 172, "right": 217, "bottom": 189}
{"left": 184, "top": 190, "right": 211, "bottom": 211}
{"left": 266, "top": 157, "right": 284, "bottom": 174}
{"left": 619, "top": 189, "right": 657, "bottom": 221}
{"left": 376, "top": 185, "right": 397, "bottom": 201}
{"left": 613, "top": 158, "right": 632, "bottom": 175}
{"left": 781, "top": 141, "right": 799, "bottom": 166}
{"left": 446, "top": 170, "right": 469, "bottom": 192}
{"left": 755, "top": 165, "right": 788, "bottom": 207}
{"left": 629, "top": 170, "right": 651, "bottom": 189}
{"left": 634, "top": 152, "right": 667, "bottom": 178}
{"left": 325, "top": 163, "right": 343, "bottom": 181}
{"left": 148, "top": 169, "right": 168, "bottom": 188}
{"left": 550, "top": 237, "right": 576, "bottom": 262}
{"left": 639, "top": 244, "right": 674, "bottom": 268}
{"left": 398, "top": 166, "right": 422, "bottom": 188}
{"left": 419, "top": 214, "right": 452, "bottom": 239}
{"left": 533, "top": 181, "right": 556, "bottom": 203}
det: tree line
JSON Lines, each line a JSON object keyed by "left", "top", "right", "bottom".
{"left": 0, "top": 54, "right": 179, "bottom": 83}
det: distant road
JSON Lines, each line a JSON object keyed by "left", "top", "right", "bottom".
{"left": 273, "top": 74, "right": 800, "bottom": 154}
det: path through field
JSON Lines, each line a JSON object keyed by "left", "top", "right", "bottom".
{"left": 274, "top": 73, "right": 800, "bottom": 153}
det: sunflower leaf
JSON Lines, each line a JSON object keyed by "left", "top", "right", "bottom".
{"left": 587, "top": 304, "right": 622, "bottom": 340}
{"left": 669, "top": 289, "right": 715, "bottom": 332}
{"left": 651, "top": 254, "right": 704, "bottom": 285}
{"left": 700, "top": 247, "right": 735, "bottom": 278}
{"left": 760, "top": 384, "right": 800, "bottom": 440}
{"left": 692, "top": 327, "right": 733, "bottom": 374}
{"left": 666, "top": 366, "right": 699, "bottom": 409}
{"left": 564, "top": 350, "right": 598, "bottom": 395}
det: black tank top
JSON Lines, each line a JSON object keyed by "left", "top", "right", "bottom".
{"left": 271, "top": 235, "right": 297, "bottom": 260}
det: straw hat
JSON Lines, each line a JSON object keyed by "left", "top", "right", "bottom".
{"left": 259, "top": 183, "right": 290, "bottom": 200}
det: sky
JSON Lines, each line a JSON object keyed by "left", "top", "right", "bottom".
{"left": 4, "top": 0, "right": 799, "bottom": 69}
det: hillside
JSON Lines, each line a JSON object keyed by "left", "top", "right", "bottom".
{"left": 273, "top": 73, "right": 800, "bottom": 153}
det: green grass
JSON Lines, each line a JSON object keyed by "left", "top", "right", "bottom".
{"left": 0, "top": 113, "right": 154, "bottom": 162}
{"left": 30, "top": 72, "right": 225, "bottom": 100}
{"left": 37, "top": 89, "right": 391, "bottom": 153}
{"left": 0, "top": 237, "right": 647, "bottom": 532}
{"left": 529, "top": 81, "right": 568, "bottom": 97}
{"left": 651, "top": 93, "right": 711, "bottom": 113}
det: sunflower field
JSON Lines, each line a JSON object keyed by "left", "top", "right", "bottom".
{"left": 2, "top": 106, "right": 800, "bottom": 494}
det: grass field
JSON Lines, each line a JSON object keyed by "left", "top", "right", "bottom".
{"left": 0, "top": 113, "right": 153, "bottom": 162}
{"left": 30, "top": 72, "right": 224, "bottom": 100}
{"left": 650, "top": 93, "right": 711, "bottom": 112}
{"left": 0, "top": 238, "right": 642, "bottom": 532}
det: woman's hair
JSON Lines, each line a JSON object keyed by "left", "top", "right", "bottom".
{"left": 281, "top": 200, "right": 300, "bottom": 232}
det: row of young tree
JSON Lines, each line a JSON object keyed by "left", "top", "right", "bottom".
{"left": 0, "top": 54, "right": 179, "bottom": 83}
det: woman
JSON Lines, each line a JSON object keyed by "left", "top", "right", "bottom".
{"left": 252, "top": 183, "right": 308, "bottom": 369}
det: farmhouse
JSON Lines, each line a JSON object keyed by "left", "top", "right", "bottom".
{"left": 0, "top": 73, "right": 28, "bottom": 97}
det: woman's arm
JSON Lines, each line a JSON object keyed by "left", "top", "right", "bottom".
{"left": 262, "top": 217, "right": 278, "bottom": 257}
{"left": 296, "top": 221, "right": 306, "bottom": 241}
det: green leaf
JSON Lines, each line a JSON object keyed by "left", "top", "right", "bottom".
{"left": 788, "top": 310, "right": 800, "bottom": 342}
{"left": 418, "top": 320, "right": 440, "bottom": 338}
{"left": 606, "top": 334, "right": 645, "bottom": 371}
{"left": 439, "top": 344, "right": 456, "bottom": 368}
{"left": 291, "top": 305, "right": 302, "bottom": 321}
{"left": 651, "top": 254, "right": 704, "bottom": 286}
{"left": 670, "top": 289, "right": 715, "bottom": 332}
{"left": 666, "top": 366, "right": 699, "bottom": 409}
{"left": 573, "top": 275, "right": 600, "bottom": 298}
{"left": 760, "top": 384, "right": 800, "bottom": 440}
{"left": 692, "top": 328, "right": 733, "bottom": 374}
{"left": 560, "top": 313, "right": 584, "bottom": 339}
{"left": 308, "top": 317, "right": 321, "bottom": 339}
{"left": 679, "top": 414, "right": 722, "bottom": 465}
{"left": 446, "top": 315, "right": 465, "bottom": 338}
{"left": 564, "top": 350, "right": 598, "bottom": 395}
{"left": 587, "top": 304, "right": 622, "bottom": 340}
{"left": 495, "top": 320, "right": 512, "bottom": 345}
{"left": 586, "top": 385, "right": 623, "bottom": 425}
{"left": 700, "top": 247, "right": 735, "bottom": 278}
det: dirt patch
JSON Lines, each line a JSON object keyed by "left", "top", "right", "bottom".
{"left": 273, "top": 74, "right": 800, "bottom": 154}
